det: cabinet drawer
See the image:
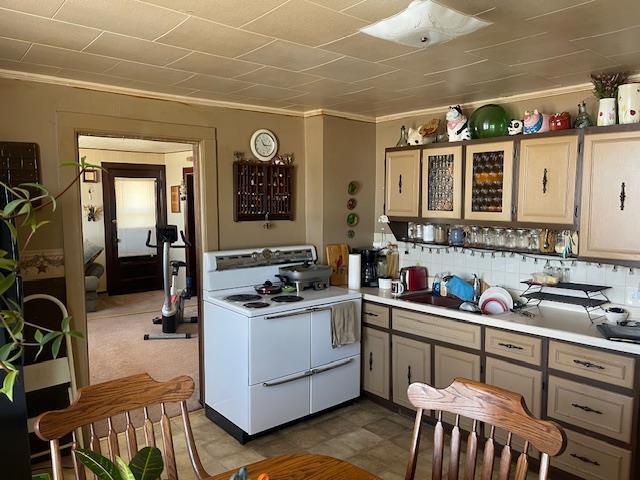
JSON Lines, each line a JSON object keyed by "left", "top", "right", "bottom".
{"left": 548, "top": 341, "right": 635, "bottom": 389}
{"left": 547, "top": 376, "right": 633, "bottom": 442}
{"left": 485, "top": 329, "right": 541, "bottom": 366}
{"left": 552, "top": 429, "right": 631, "bottom": 480}
{"left": 393, "top": 309, "right": 481, "bottom": 350}
{"left": 362, "top": 302, "right": 389, "bottom": 328}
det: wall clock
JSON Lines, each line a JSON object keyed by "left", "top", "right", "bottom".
{"left": 250, "top": 129, "right": 278, "bottom": 162}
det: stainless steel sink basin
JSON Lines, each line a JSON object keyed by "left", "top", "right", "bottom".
{"left": 398, "top": 291, "right": 463, "bottom": 310}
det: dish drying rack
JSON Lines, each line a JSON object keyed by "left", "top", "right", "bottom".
{"left": 520, "top": 281, "right": 611, "bottom": 322}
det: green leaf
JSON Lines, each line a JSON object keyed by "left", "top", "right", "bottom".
{"left": 51, "top": 334, "right": 63, "bottom": 359}
{"left": 0, "top": 272, "right": 16, "bottom": 296}
{"left": 75, "top": 449, "right": 122, "bottom": 480}
{"left": 13, "top": 187, "right": 30, "bottom": 199}
{"left": 2, "top": 199, "right": 25, "bottom": 216}
{"left": 0, "top": 370, "right": 17, "bottom": 401}
{"left": 115, "top": 457, "right": 136, "bottom": 480}
{"left": 129, "top": 447, "right": 164, "bottom": 480}
{"left": 0, "top": 257, "right": 17, "bottom": 271}
{"left": 19, "top": 182, "right": 49, "bottom": 193}
{"left": 67, "top": 330, "right": 83, "bottom": 338}
{"left": 2, "top": 219, "right": 17, "bottom": 238}
{"left": 0, "top": 343, "right": 15, "bottom": 361}
{"left": 61, "top": 316, "right": 70, "bottom": 333}
{"left": 34, "top": 329, "right": 43, "bottom": 343}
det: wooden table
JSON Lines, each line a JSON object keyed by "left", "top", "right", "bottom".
{"left": 207, "top": 453, "right": 382, "bottom": 480}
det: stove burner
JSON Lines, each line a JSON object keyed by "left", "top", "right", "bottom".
{"left": 271, "top": 295, "right": 304, "bottom": 303}
{"left": 243, "top": 301, "right": 271, "bottom": 309}
{"left": 225, "top": 294, "right": 262, "bottom": 302}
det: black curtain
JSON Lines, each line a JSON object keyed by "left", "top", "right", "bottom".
{"left": 0, "top": 184, "right": 32, "bottom": 478}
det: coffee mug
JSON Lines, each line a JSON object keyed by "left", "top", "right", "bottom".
{"left": 378, "top": 277, "right": 392, "bottom": 290}
{"left": 605, "top": 307, "right": 629, "bottom": 324}
{"left": 391, "top": 280, "right": 405, "bottom": 296}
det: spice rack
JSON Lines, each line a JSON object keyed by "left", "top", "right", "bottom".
{"left": 520, "top": 280, "right": 611, "bottom": 322}
{"left": 233, "top": 161, "right": 294, "bottom": 221}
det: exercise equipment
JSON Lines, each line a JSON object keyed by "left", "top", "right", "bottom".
{"left": 144, "top": 225, "right": 197, "bottom": 340}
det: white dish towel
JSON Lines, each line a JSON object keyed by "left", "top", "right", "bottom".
{"left": 331, "top": 301, "right": 359, "bottom": 348}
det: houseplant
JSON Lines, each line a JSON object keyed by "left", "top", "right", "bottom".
{"left": 591, "top": 72, "right": 628, "bottom": 126}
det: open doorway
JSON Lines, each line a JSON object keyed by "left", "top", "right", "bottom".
{"left": 78, "top": 135, "right": 201, "bottom": 414}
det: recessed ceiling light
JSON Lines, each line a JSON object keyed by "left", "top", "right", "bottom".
{"left": 360, "top": 0, "right": 491, "bottom": 48}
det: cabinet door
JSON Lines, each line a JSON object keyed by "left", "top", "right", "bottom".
{"left": 385, "top": 149, "right": 421, "bottom": 217}
{"left": 464, "top": 141, "right": 514, "bottom": 221}
{"left": 517, "top": 135, "right": 578, "bottom": 224}
{"left": 580, "top": 131, "right": 640, "bottom": 261}
{"left": 392, "top": 336, "right": 431, "bottom": 409}
{"left": 434, "top": 346, "right": 480, "bottom": 430}
{"left": 362, "top": 327, "right": 389, "bottom": 399}
{"left": 485, "top": 357, "right": 542, "bottom": 454}
{"left": 421, "top": 145, "right": 463, "bottom": 219}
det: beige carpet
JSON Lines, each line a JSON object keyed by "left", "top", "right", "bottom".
{"left": 87, "top": 290, "right": 200, "bottom": 432}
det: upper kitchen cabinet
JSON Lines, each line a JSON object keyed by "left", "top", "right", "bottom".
{"left": 464, "top": 141, "right": 515, "bottom": 222}
{"left": 421, "top": 145, "right": 463, "bottom": 220}
{"left": 517, "top": 135, "right": 578, "bottom": 225}
{"left": 580, "top": 131, "right": 640, "bottom": 261}
{"left": 385, "top": 149, "right": 420, "bottom": 217}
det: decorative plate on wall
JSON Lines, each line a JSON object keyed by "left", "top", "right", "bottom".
{"left": 346, "top": 213, "right": 359, "bottom": 226}
{"left": 347, "top": 181, "right": 359, "bottom": 195}
{"left": 347, "top": 198, "right": 357, "bottom": 210}
{"left": 347, "top": 230, "right": 355, "bottom": 239}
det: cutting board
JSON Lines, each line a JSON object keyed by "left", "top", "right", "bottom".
{"left": 326, "top": 244, "right": 350, "bottom": 286}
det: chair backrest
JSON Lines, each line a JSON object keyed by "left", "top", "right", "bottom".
{"left": 404, "top": 378, "right": 566, "bottom": 480}
{"left": 34, "top": 373, "right": 209, "bottom": 480}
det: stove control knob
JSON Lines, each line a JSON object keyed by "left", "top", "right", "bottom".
{"left": 251, "top": 251, "right": 259, "bottom": 260}
{"left": 262, "top": 248, "right": 273, "bottom": 260}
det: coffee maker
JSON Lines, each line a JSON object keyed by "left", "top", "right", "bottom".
{"left": 360, "top": 249, "right": 379, "bottom": 287}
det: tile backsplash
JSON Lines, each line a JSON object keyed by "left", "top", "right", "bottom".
{"left": 373, "top": 233, "right": 640, "bottom": 316}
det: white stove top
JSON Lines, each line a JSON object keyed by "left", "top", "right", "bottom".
{"left": 204, "top": 286, "right": 360, "bottom": 317}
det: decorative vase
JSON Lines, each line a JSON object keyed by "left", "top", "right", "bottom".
{"left": 468, "top": 104, "right": 509, "bottom": 138}
{"left": 395, "top": 125, "right": 409, "bottom": 147}
{"left": 597, "top": 97, "right": 616, "bottom": 126}
{"left": 574, "top": 102, "right": 592, "bottom": 128}
{"left": 617, "top": 83, "right": 640, "bottom": 124}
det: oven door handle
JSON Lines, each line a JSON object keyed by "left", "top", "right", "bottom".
{"left": 262, "top": 370, "right": 313, "bottom": 387}
{"left": 265, "top": 305, "right": 332, "bottom": 319}
{"left": 311, "top": 357, "right": 354, "bottom": 375}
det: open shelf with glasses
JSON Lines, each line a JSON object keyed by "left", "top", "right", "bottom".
{"left": 233, "top": 161, "right": 294, "bottom": 222}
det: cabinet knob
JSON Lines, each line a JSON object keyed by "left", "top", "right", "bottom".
{"left": 369, "top": 351, "right": 373, "bottom": 371}
{"left": 398, "top": 174, "right": 403, "bottom": 194}
{"left": 542, "top": 168, "right": 548, "bottom": 194}
{"left": 407, "top": 365, "right": 412, "bottom": 385}
{"left": 620, "top": 182, "right": 626, "bottom": 210}
{"left": 570, "top": 453, "right": 600, "bottom": 466}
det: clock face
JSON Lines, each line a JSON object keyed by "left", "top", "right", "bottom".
{"left": 250, "top": 129, "right": 278, "bottom": 161}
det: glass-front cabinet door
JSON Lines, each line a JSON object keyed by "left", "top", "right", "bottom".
{"left": 464, "top": 141, "right": 514, "bottom": 222}
{"left": 421, "top": 145, "right": 463, "bottom": 219}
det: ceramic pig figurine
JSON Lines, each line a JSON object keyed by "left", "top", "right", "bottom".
{"left": 446, "top": 105, "right": 471, "bottom": 141}
{"left": 508, "top": 119, "right": 523, "bottom": 135}
{"left": 523, "top": 109, "right": 550, "bottom": 134}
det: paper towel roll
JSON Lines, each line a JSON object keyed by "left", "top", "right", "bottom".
{"left": 348, "top": 253, "right": 361, "bottom": 290}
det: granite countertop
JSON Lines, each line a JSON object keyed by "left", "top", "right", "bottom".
{"left": 357, "top": 287, "right": 640, "bottom": 356}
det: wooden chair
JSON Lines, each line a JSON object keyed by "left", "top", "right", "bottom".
{"left": 34, "top": 373, "right": 209, "bottom": 480}
{"left": 404, "top": 378, "right": 566, "bottom": 480}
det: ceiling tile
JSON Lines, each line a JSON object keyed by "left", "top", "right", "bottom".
{"left": 174, "top": 73, "right": 254, "bottom": 93}
{"left": 238, "top": 40, "right": 341, "bottom": 71}
{"left": 353, "top": 69, "right": 436, "bottom": 91}
{"left": 422, "top": 59, "right": 525, "bottom": 86}
{"left": 0, "top": 0, "right": 65, "bottom": 17}
{"left": 0, "top": 58, "right": 60, "bottom": 75}
{"left": 320, "top": 32, "right": 418, "bottom": 62}
{"left": 157, "top": 16, "right": 272, "bottom": 58}
{"left": 84, "top": 33, "right": 189, "bottom": 66}
{"left": 186, "top": 90, "right": 251, "bottom": 102}
{"left": 23, "top": 44, "right": 119, "bottom": 72}
{"left": 167, "top": 51, "right": 260, "bottom": 78}
{"left": 284, "top": 91, "right": 345, "bottom": 107}
{"left": 512, "top": 50, "right": 617, "bottom": 77}
{"left": 571, "top": 25, "right": 640, "bottom": 57}
{"left": 526, "top": 1, "right": 640, "bottom": 40}
{"left": 323, "top": 99, "right": 379, "bottom": 113}
{"left": 104, "top": 61, "right": 193, "bottom": 85}
{"left": 444, "top": 21, "right": 542, "bottom": 52}
{"left": 333, "top": 87, "right": 409, "bottom": 103}
{"left": 234, "top": 66, "right": 320, "bottom": 88}
{"left": 54, "top": 0, "right": 188, "bottom": 40}
{"left": 609, "top": 50, "right": 640, "bottom": 73}
{"left": 439, "top": 0, "right": 593, "bottom": 20}
{"left": 0, "top": 8, "right": 101, "bottom": 50}
{"left": 0, "top": 36, "right": 30, "bottom": 61}
{"left": 304, "top": 56, "right": 395, "bottom": 82}
{"left": 468, "top": 32, "right": 581, "bottom": 65}
{"left": 469, "top": 73, "right": 560, "bottom": 96}
{"left": 342, "top": 0, "right": 408, "bottom": 22}
{"left": 142, "top": 0, "right": 286, "bottom": 27}
{"left": 308, "top": 0, "right": 363, "bottom": 10}
{"left": 297, "top": 78, "right": 365, "bottom": 96}
{"left": 382, "top": 45, "right": 485, "bottom": 74}
{"left": 243, "top": 0, "right": 366, "bottom": 47}
{"left": 233, "top": 84, "right": 305, "bottom": 101}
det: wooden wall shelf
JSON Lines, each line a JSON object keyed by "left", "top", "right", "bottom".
{"left": 233, "top": 161, "right": 294, "bottom": 222}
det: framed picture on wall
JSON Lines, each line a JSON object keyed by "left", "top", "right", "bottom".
{"left": 83, "top": 168, "right": 99, "bottom": 183}
{"left": 171, "top": 185, "right": 181, "bottom": 213}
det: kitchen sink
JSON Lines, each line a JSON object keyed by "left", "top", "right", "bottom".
{"left": 399, "top": 291, "right": 464, "bottom": 310}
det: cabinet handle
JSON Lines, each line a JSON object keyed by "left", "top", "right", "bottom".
{"left": 498, "top": 342, "right": 524, "bottom": 351}
{"left": 542, "top": 168, "right": 548, "bottom": 194}
{"left": 570, "top": 453, "right": 600, "bottom": 466}
{"left": 571, "top": 403, "right": 602, "bottom": 415}
{"left": 572, "top": 359, "right": 604, "bottom": 370}
{"left": 263, "top": 370, "right": 312, "bottom": 387}
{"left": 398, "top": 174, "right": 403, "bottom": 194}
{"left": 620, "top": 182, "right": 626, "bottom": 210}
{"left": 369, "top": 351, "right": 373, "bottom": 371}
{"left": 407, "top": 365, "right": 412, "bottom": 385}
{"left": 364, "top": 312, "right": 379, "bottom": 317}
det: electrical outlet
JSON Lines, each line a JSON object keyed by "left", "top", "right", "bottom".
{"left": 626, "top": 284, "right": 640, "bottom": 306}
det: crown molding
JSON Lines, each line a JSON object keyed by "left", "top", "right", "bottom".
{"left": 303, "top": 108, "right": 376, "bottom": 123}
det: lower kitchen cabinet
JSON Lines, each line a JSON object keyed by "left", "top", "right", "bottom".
{"left": 362, "top": 327, "right": 389, "bottom": 399}
{"left": 392, "top": 335, "right": 431, "bottom": 409}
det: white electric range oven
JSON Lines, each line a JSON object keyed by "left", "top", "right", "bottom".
{"left": 202, "top": 245, "right": 361, "bottom": 443}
